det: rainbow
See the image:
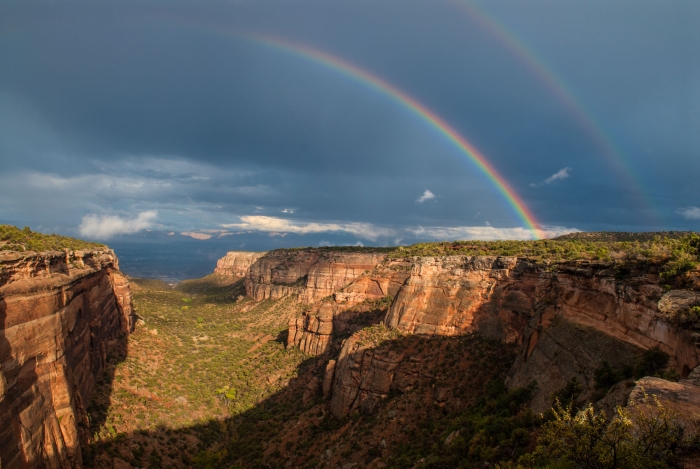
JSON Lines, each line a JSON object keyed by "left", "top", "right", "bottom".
{"left": 248, "top": 35, "right": 544, "bottom": 239}
{"left": 450, "top": 0, "right": 657, "bottom": 226}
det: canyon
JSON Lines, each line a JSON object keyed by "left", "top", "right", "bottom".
{"left": 4, "top": 235, "right": 700, "bottom": 468}
{"left": 0, "top": 249, "right": 134, "bottom": 469}
{"left": 229, "top": 247, "right": 700, "bottom": 418}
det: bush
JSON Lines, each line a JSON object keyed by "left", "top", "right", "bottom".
{"left": 594, "top": 347, "right": 670, "bottom": 391}
{"left": 635, "top": 346, "right": 670, "bottom": 377}
{"left": 520, "top": 393, "right": 698, "bottom": 469}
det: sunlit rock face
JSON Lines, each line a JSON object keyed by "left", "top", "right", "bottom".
{"left": 287, "top": 258, "right": 412, "bottom": 356}
{"left": 323, "top": 256, "right": 700, "bottom": 417}
{"left": 0, "top": 249, "right": 134, "bottom": 469}
{"left": 244, "top": 249, "right": 387, "bottom": 303}
{"left": 507, "top": 262, "right": 700, "bottom": 412}
{"left": 385, "top": 256, "right": 537, "bottom": 341}
{"left": 214, "top": 251, "right": 267, "bottom": 278}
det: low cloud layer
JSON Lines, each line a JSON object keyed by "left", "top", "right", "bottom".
{"left": 221, "top": 215, "right": 576, "bottom": 242}
{"left": 79, "top": 211, "right": 157, "bottom": 239}
{"left": 181, "top": 231, "right": 213, "bottom": 240}
{"left": 677, "top": 207, "right": 700, "bottom": 220}
{"left": 407, "top": 225, "right": 577, "bottom": 241}
{"left": 223, "top": 216, "right": 396, "bottom": 241}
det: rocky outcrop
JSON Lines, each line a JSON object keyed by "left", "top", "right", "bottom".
{"left": 385, "top": 256, "right": 538, "bottom": 342}
{"left": 329, "top": 330, "right": 405, "bottom": 418}
{"left": 287, "top": 259, "right": 411, "bottom": 356}
{"left": 0, "top": 249, "right": 134, "bottom": 469}
{"left": 245, "top": 249, "right": 387, "bottom": 303}
{"left": 627, "top": 376, "right": 700, "bottom": 428}
{"left": 507, "top": 262, "right": 700, "bottom": 412}
{"left": 214, "top": 251, "right": 267, "bottom": 278}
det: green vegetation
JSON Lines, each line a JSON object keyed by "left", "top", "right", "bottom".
{"left": 594, "top": 347, "right": 673, "bottom": 395}
{"left": 386, "top": 233, "right": 700, "bottom": 286}
{"left": 393, "top": 381, "right": 538, "bottom": 468}
{"left": 0, "top": 224, "right": 105, "bottom": 252}
{"left": 519, "top": 394, "right": 699, "bottom": 468}
{"left": 278, "top": 245, "right": 397, "bottom": 253}
{"left": 388, "top": 233, "right": 699, "bottom": 266}
{"left": 85, "top": 275, "right": 310, "bottom": 468}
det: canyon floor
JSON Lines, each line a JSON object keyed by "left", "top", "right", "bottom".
{"left": 86, "top": 276, "right": 310, "bottom": 468}
{"left": 84, "top": 276, "right": 534, "bottom": 469}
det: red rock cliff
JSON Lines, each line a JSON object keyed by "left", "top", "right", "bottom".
{"left": 245, "top": 249, "right": 387, "bottom": 303}
{"left": 385, "top": 256, "right": 537, "bottom": 342}
{"left": 0, "top": 249, "right": 134, "bottom": 469}
{"left": 287, "top": 258, "right": 411, "bottom": 356}
{"left": 214, "top": 251, "right": 267, "bottom": 278}
{"left": 507, "top": 262, "right": 700, "bottom": 412}
{"left": 324, "top": 256, "right": 700, "bottom": 417}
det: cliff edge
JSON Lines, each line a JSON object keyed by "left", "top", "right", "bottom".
{"left": 0, "top": 248, "right": 134, "bottom": 468}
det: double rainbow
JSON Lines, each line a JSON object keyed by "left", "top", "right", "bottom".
{"left": 450, "top": 0, "right": 656, "bottom": 226}
{"left": 249, "top": 35, "right": 544, "bottom": 239}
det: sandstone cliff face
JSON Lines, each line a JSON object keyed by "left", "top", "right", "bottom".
{"left": 506, "top": 262, "right": 700, "bottom": 412}
{"left": 214, "top": 251, "right": 267, "bottom": 278}
{"left": 385, "top": 256, "right": 538, "bottom": 342}
{"left": 245, "top": 250, "right": 387, "bottom": 303}
{"left": 287, "top": 259, "right": 411, "bottom": 356}
{"left": 328, "top": 331, "right": 404, "bottom": 418}
{"left": 324, "top": 256, "right": 700, "bottom": 417}
{"left": 0, "top": 249, "right": 134, "bottom": 469}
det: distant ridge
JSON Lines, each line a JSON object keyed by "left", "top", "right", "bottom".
{"left": 554, "top": 231, "right": 697, "bottom": 242}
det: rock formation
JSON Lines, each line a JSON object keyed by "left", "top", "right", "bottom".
{"left": 245, "top": 249, "right": 387, "bottom": 303}
{"left": 0, "top": 249, "right": 134, "bottom": 468}
{"left": 214, "top": 251, "right": 267, "bottom": 278}
{"left": 385, "top": 256, "right": 537, "bottom": 342}
{"left": 328, "top": 330, "right": 405, "bottom": 418}
{"left": 507, "top": 262, "right": 700, "bottom": 412}
{"left": 320, "top": 255, "right": 700, "bottom": 417}
{"left": 287, "top": 258, "right": 411, "bottom": 356}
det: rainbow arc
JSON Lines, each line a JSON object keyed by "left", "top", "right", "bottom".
{"left": 249, "top": 35, "right": 544, "bottom": 239}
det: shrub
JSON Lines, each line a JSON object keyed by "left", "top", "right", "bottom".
{"left": 553, "top": 377, "right": 583, "bottom": 408}
{"left": 0, "top": 224, "right": 105, "bottom": 252}
{"left": 635, "top": 346, "right": 670, "bottom": 377}
{"left": 520, "top": 393, "right": 699, "bottom": 469}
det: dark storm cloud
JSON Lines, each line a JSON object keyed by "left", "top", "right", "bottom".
{"left": 1, "top": 0, "right": 698, "bottom": 245}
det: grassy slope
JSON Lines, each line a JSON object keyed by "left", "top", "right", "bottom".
{"left": 86, "top": 275, "right": 309, "bottom": 468}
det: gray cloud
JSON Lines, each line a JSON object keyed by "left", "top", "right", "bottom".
{"left": 1, "top": 0, "right": 699, "bottom": 241}
{"left": 79, "top": 211, "right": 157, "bottom": 239}
{"left": 677, "top": 207, "right": 700, "bottom": 221}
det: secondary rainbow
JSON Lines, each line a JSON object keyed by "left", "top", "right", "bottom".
{"left": 248, "top": 35, "right": 544, "bottom": 239}
{"left": 450, "top": 0, "right": 657, "bottom": 226}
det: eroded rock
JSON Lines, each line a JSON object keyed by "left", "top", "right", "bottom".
{"left": 0, "top": 249, "right": 134, "bottom": 468}
{"left": 214, "top": 251, "right": 267, "bottom": 278}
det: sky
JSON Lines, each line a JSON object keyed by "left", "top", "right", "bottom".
{"left": 1, "top": 0, "right": 699, "bottom": 251}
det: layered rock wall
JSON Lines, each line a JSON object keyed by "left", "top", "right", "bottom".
{"left": 214, "top": 251, "right": 267, "bottom": 278}
{"left": 0, "top": 249, "right": 134, "bottom": 469}
{"left": 324, "top": 256, "right": 700, "bottom": 417}
{"left": 385, "top": 256, "right": 538, "bottom": 342}
{"left": 287, "top": 259, "right": 411, "bottom": 356}
{"left": 245, "top": 250, "right": 387, "bottom": 303}
{"left": 508, "top": 262, "right": 700, "bottom": 411}
{"left": 329, "top": 332, "right": 404, "bottom": 418}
